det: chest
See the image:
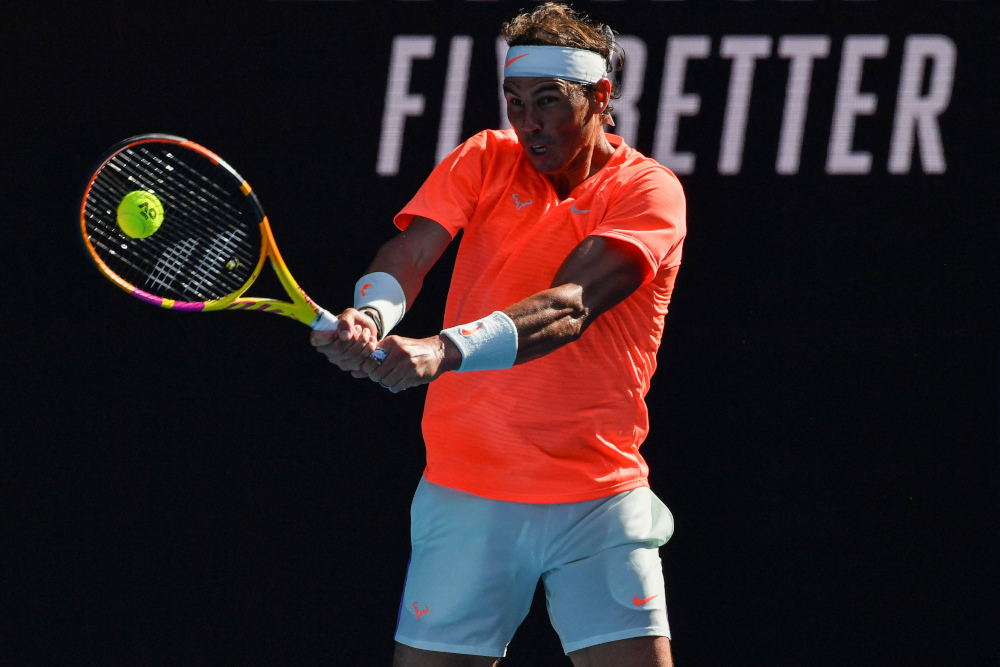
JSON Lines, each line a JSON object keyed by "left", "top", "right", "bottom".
{"left": 468, "top": 160, "right": 613, "bottom": 260}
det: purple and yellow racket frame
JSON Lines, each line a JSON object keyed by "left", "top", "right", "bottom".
{"left": 80, "top": 134, "right": 337, "bottom": 330}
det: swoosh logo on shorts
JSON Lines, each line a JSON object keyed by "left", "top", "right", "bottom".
{"left": 633, "top": 594, "right": 657, "bottom": 606}
{"left": 505, "top": 53, "right": 528, "bottom": 68}
{"left": 460, "top": 322, "right": 483, "bottom": 336}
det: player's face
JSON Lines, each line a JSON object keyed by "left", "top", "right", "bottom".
{"left": 503, "top": 77, "right": 597, "bottom": 178}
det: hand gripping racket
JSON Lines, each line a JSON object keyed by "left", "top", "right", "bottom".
{"left": 80, "top": 134, "right": 339, "bottom": 331}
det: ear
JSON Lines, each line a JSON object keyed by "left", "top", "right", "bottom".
{"left": 590, "top": 78, "right": 613, "bottom": 116}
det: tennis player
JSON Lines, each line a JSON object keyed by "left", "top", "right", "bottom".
{"left": 312, "top": 4, "right": 685, "bottom": 665}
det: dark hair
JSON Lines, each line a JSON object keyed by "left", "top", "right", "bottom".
{"left": 502, "top": 3, "right": 624, "bottom": 121}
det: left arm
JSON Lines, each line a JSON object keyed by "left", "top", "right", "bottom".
{"left": 365, "top": 235, "right": 646, "bottom": 391}
{"left": 504, "top": 235, "right": 645, "bottom": 364}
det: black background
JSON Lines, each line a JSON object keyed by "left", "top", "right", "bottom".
{"left": 3, "top": 1, "right": 998, "bottom": 664}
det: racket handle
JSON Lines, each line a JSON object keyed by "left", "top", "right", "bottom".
{"left": 310, "top": 308, "right": 340, "bottom": 331}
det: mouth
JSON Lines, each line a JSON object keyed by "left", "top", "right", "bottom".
{"left": 529, "top": 144, "right": 549, "bottom": 155}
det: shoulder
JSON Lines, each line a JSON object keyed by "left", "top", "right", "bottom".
{"left": 596, "top": 140, "right": 687, "bottom": 237}
{"left": 605, "top": 164, "right": 685, "bottom": 223}
{"left": 612, "top": 141, "right": 683, "bottom": 195}
{"left": 442, "top": 129, "right": 521, "bottom": 173}
{"left": 458, "top": 128, "right": 520, "bottom": 154}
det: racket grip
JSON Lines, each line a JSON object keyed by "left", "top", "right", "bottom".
{"left": 310, "top": 308, "right": 340, "bottom": 331}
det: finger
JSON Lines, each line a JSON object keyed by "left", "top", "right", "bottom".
{"left": 338, "top": 324, "right": 355, "bottom": 342}
{"left": 370, "top": 349, "right": 412, "bottom": 393}
{"left": 386, "top": 354, "right": 421, "bottom": 392}
{"left": 331, "top": 335, "right": 358, "bottom": 356}
{"left": 310, "top": 330, "right": 337, "bottom": 347}
{"left": 313, "top": 341, "right": 340, "bottom": 359}
{"left": 315, "top": 338, "right": 360, "bottom": 366}
{"left": 336, "top": 319, "right": 362, "bottom": 343}
{"left": 333, "top": 324, "right": 373, "bottom": 354}
{"left": 319, "top": 347, "right": 348, "bottom": 365}
{"left": 361, "top": 348, "right": 389, "bottom": 376}
{"left": 370, "top": 368, "right": 397, "bottom": 392}
{"left": 374, "top": 366, "right": 405, "bottom": 393}
{"left": 346, "top": 334, "right": 376, "bottom": 360}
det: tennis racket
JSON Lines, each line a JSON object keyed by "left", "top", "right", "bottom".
{"left": 80, "top": 134, "right": 339, "bottom": 331}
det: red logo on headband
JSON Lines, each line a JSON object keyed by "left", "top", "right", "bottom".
{"left": 505, "top": 53, "right": 528, "bottom": 68}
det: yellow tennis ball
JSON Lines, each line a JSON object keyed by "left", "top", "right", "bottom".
{"left": 116, "top": 190, "right": 164, "bottom": 239}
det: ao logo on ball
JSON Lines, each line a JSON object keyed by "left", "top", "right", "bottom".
{"left": 116, "top": 190, "right": 164, "bottom": 239}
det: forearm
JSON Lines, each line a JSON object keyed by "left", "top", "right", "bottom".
{"left": 503, "top": 284, "right": 589, "bottom": 364}
{"left": 352, "top": 217, "right": 453, "bottom": 338}
{"left": 364, "top": 218, "right": 452, "bottom": 308}
{"left": 367, "top": 235, "right": 644, "bottom": 383}
{"left": 500, "top": 236, "right": 646, "bottom": 365}
{"left": 365, "top": 235, "right": 430, "bottom": 309}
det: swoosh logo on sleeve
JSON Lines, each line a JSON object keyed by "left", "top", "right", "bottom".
{"left": 505, "top": 53, "right": 528, "bottom": 68}
{"left": 570, "top": 203, "right": 590, "bottom": 214}
{"left": 633, "top": 594, "right": 657, "bottom": 606}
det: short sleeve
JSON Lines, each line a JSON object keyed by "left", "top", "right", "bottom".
{"left": 591, "top": 166, "right": 686, "bottom": 284}
{"left": 393, "top": 131, "right": 493, "bottom": 237}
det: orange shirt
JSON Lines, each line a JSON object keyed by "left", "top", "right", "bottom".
{"left": 395, "top": 129, "right": 686, "bottom": 503}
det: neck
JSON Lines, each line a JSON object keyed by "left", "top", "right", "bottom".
{"left": 547, "top": 126, "right": 615, "bottom": 199}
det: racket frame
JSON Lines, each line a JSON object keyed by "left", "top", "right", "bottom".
{"left": 80, "top": 134, "right": 329, "bottom": 328}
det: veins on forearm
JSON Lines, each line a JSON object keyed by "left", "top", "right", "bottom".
{"left": 505, "top": 285, "right": 589, "bottom": 364}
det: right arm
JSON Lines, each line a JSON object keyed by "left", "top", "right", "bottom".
{"left": 362, "top": 216, "right": 454, "bottom": 309}
{"left": 309, "top": 216, "right": 453, "bottom": 371}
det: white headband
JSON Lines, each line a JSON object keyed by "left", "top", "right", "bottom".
{"left": 503, "top": 45, "right": 608, "bottom": 84}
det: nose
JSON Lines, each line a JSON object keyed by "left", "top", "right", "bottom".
{"left": 520, "top": 105, "right": 542, "bottom": 133}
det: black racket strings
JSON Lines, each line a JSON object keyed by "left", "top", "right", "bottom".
{"left": 85, "top": 143, "right": 261, "bottom": 303}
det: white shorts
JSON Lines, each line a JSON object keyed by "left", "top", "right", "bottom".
{"left": 394, "top": 477, "right": 674, "bottom": 657}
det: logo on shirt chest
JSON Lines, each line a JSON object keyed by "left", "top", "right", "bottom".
{"left": 512, "top": 193, "right": 533, "bottom": 211}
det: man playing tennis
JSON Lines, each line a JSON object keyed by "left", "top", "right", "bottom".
{"left": 312, "top": 4, "right": 685, "bottom": 665}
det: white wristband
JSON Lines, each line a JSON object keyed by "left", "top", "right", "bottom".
{"left": 440, "top": 311, "right": 518, "bottom": 373}
{"left": 354, "top": 272, "right": 406, "bottom": 336}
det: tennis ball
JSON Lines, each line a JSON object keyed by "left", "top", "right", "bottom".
{"left": 116, "top": 190, "right": 164, "bottom": 239}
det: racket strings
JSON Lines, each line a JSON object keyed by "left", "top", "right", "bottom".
{"left": 85, "top": 142, "right": 262, "bottom": 303}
